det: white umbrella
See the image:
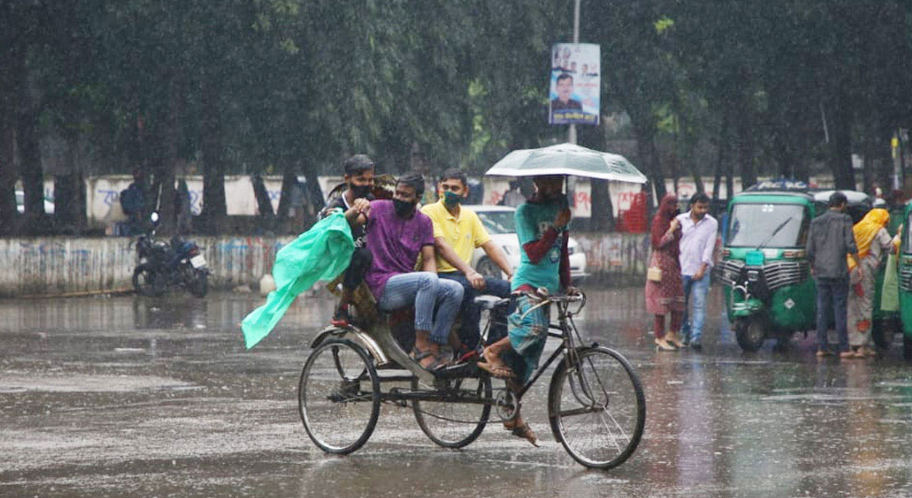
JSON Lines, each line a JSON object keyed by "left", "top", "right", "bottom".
{"left": 485, "top": 143, "right": 647, "bottom": 183}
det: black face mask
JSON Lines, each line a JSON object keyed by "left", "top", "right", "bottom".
{"left": 350, "top": 184, "right": 372, "bottom": 199}
{"left": 393, "top": 199, "right": 417, "bottom": 217}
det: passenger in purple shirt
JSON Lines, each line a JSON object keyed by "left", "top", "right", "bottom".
{"left": 350, "top": 173, "right": 464, "bottom": 371}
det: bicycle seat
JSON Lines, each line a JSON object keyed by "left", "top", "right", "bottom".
{"left": 474, "top": 295, "right": 510, "bottom": 310}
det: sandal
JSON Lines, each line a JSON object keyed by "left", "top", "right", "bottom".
{"left": 411, "top": 348, "right": 450, "bottom": 372}
{"left": 505, "top": 421, "right": 539, "bottom": 447}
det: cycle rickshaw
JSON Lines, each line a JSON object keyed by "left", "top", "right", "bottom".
{"left": 297, "top": 143, "right": 648, "bottom": 469}
{"left": 298, "top": 289, "right": 646, "bottom": 469}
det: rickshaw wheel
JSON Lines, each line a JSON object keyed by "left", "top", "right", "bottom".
{"left": 298, "top": 339, "right": 380, "bottom": 454}
{"left": 548, "top": 346, "right": 646, "bottom": 470}
{"left": 734, "top": 317, "right": 765, "bottom": 352}
{"left": 412, "top": 375, "right": 492, "bottom": 449}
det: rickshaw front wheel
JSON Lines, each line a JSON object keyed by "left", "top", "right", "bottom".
{"left": 548, "top": 346, "right": 646, "bottom": 469}
{"left": 734, "top": 317, "right": 766, "bottom": 352}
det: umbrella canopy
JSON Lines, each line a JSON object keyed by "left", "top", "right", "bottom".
{"left": 485, "top": 143, "right": 647, "bottom": 183}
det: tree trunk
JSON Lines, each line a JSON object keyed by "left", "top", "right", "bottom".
{"left": 54, "top": 133, "right": 86, "bottom": 234}
{"left": 251, "top": 174, "right": 276, "bottom": 229}
{"left": 19, "top": 96, "right": 45, "bottom": 223}
{"left": 276, "top": 171, "right": 295, "bottom": 221}
{"left": 828, "top": 87, "right": 856, "bottom": 191}
{"left": 200, "top": 77, "right": 227, "bottom": 234}
{"left": 589, "top": 179, "right": 614, "bottom": 231}
{"left": 634, "top": 125, "right": 664, "bottom": 203}
{"left": 154, "top": 75, "right": 180, "bottom": 236}
{"left": 0, "top": 32, "right": 21, "bottom": 234}
{"left": 735, "top": 94, "right": 756, "bottom": 189}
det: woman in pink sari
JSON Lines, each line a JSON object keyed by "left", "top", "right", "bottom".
{"left": 645, "top": 194, "right": 686, "bottom": 351}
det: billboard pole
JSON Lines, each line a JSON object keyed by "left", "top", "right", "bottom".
{"left": 569, "top": 0, "right": 580, "bottom": 145}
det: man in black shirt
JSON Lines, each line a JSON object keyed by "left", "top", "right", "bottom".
{"left": 321, "top": 154, "right": 375, "bottom": 326}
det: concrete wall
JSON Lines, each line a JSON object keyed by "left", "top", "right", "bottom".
{"left": 0, "top": 233, "right": 650, "bottom": 297}
{"left": 0, "top": 236, "right": 294, "bottom": 298}
{"left": 573, "top": 232, "right": 651, "bottom": 285}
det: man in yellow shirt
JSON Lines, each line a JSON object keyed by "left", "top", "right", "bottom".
{"left": 421, "top": 169, "right": 514, "bottom": 355}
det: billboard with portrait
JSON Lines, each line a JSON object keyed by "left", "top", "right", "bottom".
{"left": 549, "top": 43, "right": 600, "bottom": 125}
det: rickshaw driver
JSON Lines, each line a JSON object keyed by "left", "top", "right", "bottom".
{"left": 421, "top": 169, "right": 514, "bottom": 357}
{"left": 350, "top": 173, "right": 465, "bottom": 371}
{"left": 477, "top": 175, "right": 579, "bottom": 446}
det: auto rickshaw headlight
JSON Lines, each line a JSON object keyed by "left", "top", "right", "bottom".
{"left": 782, "top": 250, "right": 806, "bottom": 259}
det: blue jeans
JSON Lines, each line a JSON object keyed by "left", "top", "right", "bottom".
{"left": 815, "top": 276, "right": 849, "bottom": 352}
{"left": 682, "top": 272, "right": 710, "bottom": 343}
{"left": 438, "top": 272, "right": 512, "bottom": 349}
{"left": 378, "top": 272, "right": 464, "bottom": 345}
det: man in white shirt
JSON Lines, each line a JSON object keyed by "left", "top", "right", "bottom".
{"left": 677, "top": 193, "right": 718, "bottom": 350}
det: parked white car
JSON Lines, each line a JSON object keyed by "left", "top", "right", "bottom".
{"left": 467, "top": 205, "right": 588, "bottom": 282}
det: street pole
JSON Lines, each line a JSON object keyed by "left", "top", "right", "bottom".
{"left": 568, "top": 0, "right": 580, "bottom": 145}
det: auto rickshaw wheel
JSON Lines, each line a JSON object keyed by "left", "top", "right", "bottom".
{"left": 904, "top": 335, "right": 912, "bottom": 360}
{"left": 871, "top": 318, "right": 898, "bottom": 350}
{"left": 734, "top": 317, "right": 765, "bottom": 353}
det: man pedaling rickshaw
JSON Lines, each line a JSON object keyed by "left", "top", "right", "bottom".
{"left": 477, "top": 175, "right": 580, "bottom": 446}
{"left": 344, "top": 173, "right": 464, "bottom": 371}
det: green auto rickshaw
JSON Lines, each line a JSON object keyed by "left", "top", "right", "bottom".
{"left": 897, "top": 202, "right": 912, "bottom": 358}
{"left": 717, "top": 182, "right": 897, "bottom": 352}
{"left": 716, "top": 181, "right": 817, "bottom": 352}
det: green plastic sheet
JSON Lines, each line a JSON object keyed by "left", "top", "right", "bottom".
{"left": 241, "top": 210, "right": 354, "bottom": 349}
{"left": 881, "top": 253, "right": 900, "bottom": 312}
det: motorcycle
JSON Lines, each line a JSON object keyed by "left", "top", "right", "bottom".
{"left": 132, "top": 212, "right": 209, "bottom": 297}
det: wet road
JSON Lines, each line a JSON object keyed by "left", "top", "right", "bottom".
{"left": 3, "top": 287, "right": 912, "bottom": 497}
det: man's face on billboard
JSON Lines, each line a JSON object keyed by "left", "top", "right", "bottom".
{"left": 557, "top": 77, "right": 573, "bottom": 102}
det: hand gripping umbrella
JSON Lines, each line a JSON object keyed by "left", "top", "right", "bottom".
{"left": 485, "top": 142, "right": 647, "bottom": 183}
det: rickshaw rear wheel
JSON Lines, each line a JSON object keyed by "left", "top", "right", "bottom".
{"left": 298, "top": 339, "right": 380, "bottom": 454}
{"left": 734, "top": 317, "right": 765, "bottom": 352}
{"left": 412, "top": 375, "right": 492, "bottom": 448}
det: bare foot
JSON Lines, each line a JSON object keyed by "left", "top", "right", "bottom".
{"left": 504, "top": 417, "right": 539, "bottom": 447}
{"left": 477, "top": 345, "right": 514, "bottom": 378}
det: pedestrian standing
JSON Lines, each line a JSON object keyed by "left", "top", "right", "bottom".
{"left": 847, "top": 208, "right": 896, "bottom": 358}
{"left": 646, "top": 194, "right": 685, "bottom": 351}
{"left": 677, "top": 193, "right": 718, "bottom": 351}
{"left": 807, "top": 191, "right": 861, "bottom": 359}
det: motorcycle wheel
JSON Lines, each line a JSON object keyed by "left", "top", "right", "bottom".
{"left": 133, "top": 264, "right": 166, "bottom": 296}
{"left": 188, "top": 271, "right": 208, "bottom": 298}
{"left": 734, "top": 317, "right": 765, "bottom": 352}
